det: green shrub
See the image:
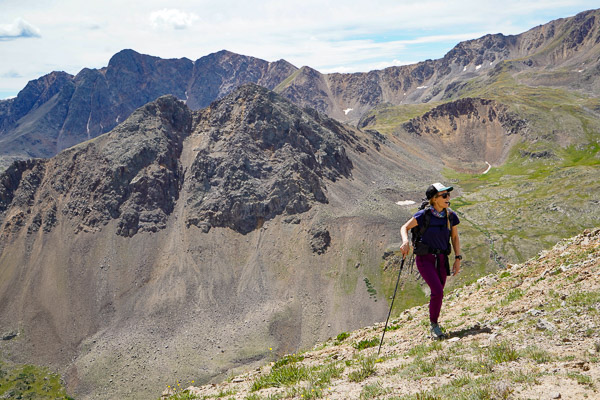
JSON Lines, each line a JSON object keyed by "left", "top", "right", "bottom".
{"left": 298, "top": 383, "right": 322, "bottom": 400}
{"left": 523, "top": 346, "right": 553, "bottom": 363}
{"left": 348, "top": 356, "right": 376, "bottom": 383}
{"left": 166, "top": 391, "right": 200, "bottom": 400}
{"left": 500, "top": 289, "right": 524, "bottom": 306}
{"left": 336, "top": 332, "right": 350, "bottom": 342}
{"left": 0, "top": 364, "right": 71, "bottom": 400}
{"left": 314, "top": 362, "right": 345, "bottom": 385}
{"left": 450, "top": 375, "right": 472, "bottom": 387}
{"left": 353, "top": 337, "right": 379, "bottom": 350}
{"left": 272, "top": 353, "right": 305, "bottom": 369}
{"left": 407, "top": 341, "right": 442, "bottom": 357}
{"left": 360, "top": 381, "right": 390, "bottom": 399}
{"left": 567, "top": 372, "right": 594, "bottom": 387}
{"left": 251, "top": 365, "right": 312, "bottom": 391}
{"left": 488, "top": 341, "right": 519, "bottom": 363}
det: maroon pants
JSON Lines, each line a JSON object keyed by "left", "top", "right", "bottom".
{"left": 416, "top": 254, "right": 448, "bottom": 324}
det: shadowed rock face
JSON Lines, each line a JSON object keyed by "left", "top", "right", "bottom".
{"left": 186, "top": 85, "right": 353, "bottom": 234}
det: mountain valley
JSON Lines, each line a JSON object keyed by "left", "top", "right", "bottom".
{"left": 0, "top": 8, "right": 599, "bottom": 400}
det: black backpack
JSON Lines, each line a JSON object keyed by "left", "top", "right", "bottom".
{"left": 410, "top": 200, "right": 452, "bottom": 256}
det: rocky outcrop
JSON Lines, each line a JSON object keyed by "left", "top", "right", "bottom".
{"left": 399, "top": 97, "right": 527, "bottom": 168}
{"left": 309, "top": 227, "right": 331, "bottom": 254}
{"left": 185, "top": 84, "right": 353, "bottom": 234}
{"left": 0, "top": 159, "right": 46, "bottom": 214}
{"left": 0, "top": 95, "right": 193, "bottom": 241}
{"left": 402, "top": 98, "right": 526, "bottom": 137}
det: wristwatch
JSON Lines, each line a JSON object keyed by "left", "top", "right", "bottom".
{"left": 455, "top": 255, "right": 463, "bottom": 260}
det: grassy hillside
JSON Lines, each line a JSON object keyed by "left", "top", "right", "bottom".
{"left": 361, "top": 64, "right": 600, "bottom": 283}
{"left": 0, "top": 359, "right": 72, "bottom": 399}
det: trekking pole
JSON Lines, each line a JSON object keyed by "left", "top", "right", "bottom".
{"left": 377, "top": 254, "right": 406, "bottom": 356}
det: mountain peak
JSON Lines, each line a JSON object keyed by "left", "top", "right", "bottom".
{"left": 185, "top": 83, "right": 354, "bottom": 234}
{"left": 0, "top": 94, "right": 193, "bottom": 239}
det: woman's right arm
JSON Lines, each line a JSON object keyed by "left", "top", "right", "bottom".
{"left": 400, "top": 217, "right": 418, "bottom": 255}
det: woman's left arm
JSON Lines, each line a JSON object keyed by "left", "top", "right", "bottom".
{"left": 451, "top": 225, "right": 461, "bottom": 275}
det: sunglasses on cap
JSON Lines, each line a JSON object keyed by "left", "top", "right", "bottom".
{"left": 436, "top": 192, "right": 451, "bottom": 199}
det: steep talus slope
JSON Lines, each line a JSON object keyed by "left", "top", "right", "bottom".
{"left": 0, "top": 50, "right": 298, "bottom": 160}
{"left": 0, "top": 85, "right": 436, "bottom": 399}
{"left": 168, "top": 227, "right": 600, "bottom": 400}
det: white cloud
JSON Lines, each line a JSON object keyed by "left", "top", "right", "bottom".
{"left": 0, "top": 18, "right": 41, "bottom": 40}
{"left": 149, "top": 9, "right": 198, "bottom": 30}
{"left": 1, "top": 70, "right": 22, "bottom": 78}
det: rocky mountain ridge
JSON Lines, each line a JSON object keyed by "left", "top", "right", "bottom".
{"left": 0, "top": 50, "right": 297, "bottom": 161}
{"left": 1, "top": 8, "right": 599, "bottom": 164}
{"left": 163, "top": 227, "right": 600, "bottom": 400}
{"left": 277, "top": 8, "right": 600, "bottom": 122}
{"left": 185, "top": 85, "right": 354, "bottom": 234}
{"left": 0, "top": 84, "right": 359, "bottom": 242}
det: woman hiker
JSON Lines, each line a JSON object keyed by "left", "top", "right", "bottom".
{"left": 399, "top": 183, "right": 462, "bottom": 340}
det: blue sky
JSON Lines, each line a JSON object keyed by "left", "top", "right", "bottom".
{"left": 1, "top": 0, "right": 598, "bottom": 99}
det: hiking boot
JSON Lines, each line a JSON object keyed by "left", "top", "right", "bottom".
{"left": 430, "top": 323, "right": 447, "bottom": 340}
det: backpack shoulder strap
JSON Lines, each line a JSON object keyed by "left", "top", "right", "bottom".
{"left": 446, "top": 208, "right": 456, "bottom": 231}
{"left": 419, "top": 208, "right": 431, "bottom": 237}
